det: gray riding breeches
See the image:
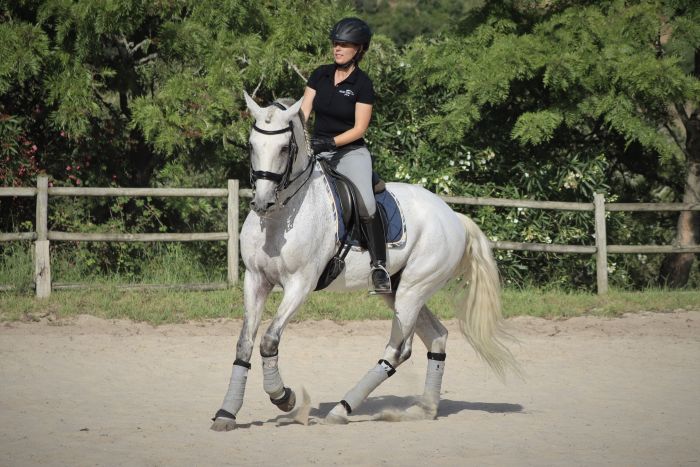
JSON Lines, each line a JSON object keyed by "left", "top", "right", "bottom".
{"left": 318, "top": 145, "right": 376, "bottom": 218}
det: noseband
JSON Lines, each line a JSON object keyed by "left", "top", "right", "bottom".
{"left": 249, "top": 101, "right": 315, "bottom": 207}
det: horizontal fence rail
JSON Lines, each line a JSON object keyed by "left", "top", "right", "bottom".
{"left": 1, "top": 176, "right": 698, "bottom": 297}
{"left": 0, "top": 187, "right": 37, "bottom": 197}
{"left": 441, "top": 196, "right": 594, "bottom": 211}
{"left": 0, "top": 177, "right": 240, "bottom": 297}
{"left": 47, "top": 232, "right": 230, "bottom": 242}
{"left": 48, "top": 187, "right": 229, "bottom": 197}
{"left": 606, "top": 202, "right": 700, "bottom": 212}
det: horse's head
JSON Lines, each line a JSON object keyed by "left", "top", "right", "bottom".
{"left": 244, "top": 91, "right": 306, "bottom": 214}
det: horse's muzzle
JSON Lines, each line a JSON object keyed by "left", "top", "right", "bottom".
{"left": 250, "top": 199, "right": 276, "bottom": 213}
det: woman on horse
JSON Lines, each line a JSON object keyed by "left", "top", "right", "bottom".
{"left": 300, "top": 17, "right": 391, "bottom": 294}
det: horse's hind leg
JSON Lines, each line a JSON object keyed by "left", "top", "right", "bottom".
{"left": 211, "top": 270, "right": 272, "bottom": 431}
{"left": 411, "top": 305, "right": 448, "bottom": 418}
{"left": 380, "top": 296, "right": 448, "bottom": 417}
{"left": 325, "top": 290, "right": 425, "bottom": 424}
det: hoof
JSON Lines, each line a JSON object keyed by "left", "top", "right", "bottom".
{"left": 404, "top": 402, "right": 437, "bottom": 420}
{"left": 210, "top": 417, "right": 236, "bottom": 431}
{"left": 272, "top": 387, "right": 296, "bottom": 413}
{"left": 324, "top": 412, "right": 349, "bottom": 425}
{"left": 324, "top": 404, "right": 349, "bottom": 425}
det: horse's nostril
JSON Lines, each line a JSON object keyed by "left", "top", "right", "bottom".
{"left": 251, "top": 200, "right": 275, "bottom": 213}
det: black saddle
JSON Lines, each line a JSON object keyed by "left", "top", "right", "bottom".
{"left": 321, "top": 161, "right": 387, "bottom": 246}
{"left": 315, "top": 161, "right": 387, "bottom": 290}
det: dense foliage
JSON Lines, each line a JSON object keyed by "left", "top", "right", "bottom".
{"left": 1, "top": 0, "right": 698, "bottom": 290}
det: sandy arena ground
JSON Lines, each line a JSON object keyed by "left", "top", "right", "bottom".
{"left": 1, "top": 311, "right": 699, "bottom": 466}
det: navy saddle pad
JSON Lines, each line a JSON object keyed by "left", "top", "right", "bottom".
{"left": 326, "top": 174, "right": 405, "bottom": 246}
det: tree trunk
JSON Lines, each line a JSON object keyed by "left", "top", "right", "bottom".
{"left": 659, "top": 49, "right": 700, "bottom": 287}
{"left": 659, "top": 158, "right": 700, "bottom": 287}
{"left": 659, "top": 49, "right": 700, "bottom": 288}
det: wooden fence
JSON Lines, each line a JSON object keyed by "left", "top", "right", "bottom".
{"left": 2, "top": 175, "right": 700, "bottom": 297}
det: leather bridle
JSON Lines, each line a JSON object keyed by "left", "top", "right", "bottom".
{"left": 249, "top": 102, "right": 315, "bottom": 206}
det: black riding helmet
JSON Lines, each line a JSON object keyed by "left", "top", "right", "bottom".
{"left": 329, "top": 17, "right": 372, "bottom": 67}
{"left": 330, "top": 17, "right": 372, "bottom": 49}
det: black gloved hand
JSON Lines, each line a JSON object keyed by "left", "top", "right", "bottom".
{"left": 311, "top": 136, "right": 337, "bottom": 155}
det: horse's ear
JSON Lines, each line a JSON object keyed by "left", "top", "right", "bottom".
{"left": 243, "top": 91, "right": 264, "bottom": 120}
{"left": 284, "top": 96, "right": 304, "bottom": 120}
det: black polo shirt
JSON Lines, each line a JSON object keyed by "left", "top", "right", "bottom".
{"left": 307, "top": 64, "right": 375, "bottom": 146}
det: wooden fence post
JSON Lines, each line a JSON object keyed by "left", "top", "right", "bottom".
{"left": 594, "top": 193, "right": 608, "bottom": 295}
{"left": 227, "top": 179, "right": 240, "bottom": 286}
{"left": 35, "top": 175, "right": 51, "bottom": 298}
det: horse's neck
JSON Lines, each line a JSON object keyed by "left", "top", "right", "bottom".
{"left": 256, "top": 116, "right": 330, "bottom": 225}
{"left": 284, "top": 166, "right": 326, "bottom": 212}
{"left": 253, "top": 170, "right": 328, "bottom": 251}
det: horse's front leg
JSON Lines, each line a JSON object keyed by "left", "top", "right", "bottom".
{"left": 260, "top": 280, "right": 313, "bottom": 412}
{"left": 211, "top": 270, "right": 272, "bottom": 431}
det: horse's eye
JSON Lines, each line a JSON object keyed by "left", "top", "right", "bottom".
{"left": 280, "top": 146, "right": 289, "bottom": 154}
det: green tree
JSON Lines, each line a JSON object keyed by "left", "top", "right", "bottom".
{"left": 2, "top": 0, "right": 698, "bottom": 290}
{"left": 399, "top": 0, "right": 699, "bottom": 287}
{"left": 350, "top": 0, "right": 483, "bottom": 46}
{"left": 0, "top": 0, "right": 351, "bottom": 279}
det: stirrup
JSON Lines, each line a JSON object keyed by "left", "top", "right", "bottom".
{"left": 369, "top": 265, "right": 392, "bottom": 295}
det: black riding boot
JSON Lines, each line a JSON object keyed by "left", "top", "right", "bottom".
{"left": 361, "top": 214, "right": 392, "bottom": 294}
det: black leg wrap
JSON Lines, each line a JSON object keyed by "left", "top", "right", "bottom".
{"left": 340, "top": 399, "right": 352, "bottom": 415}
{"left": 427, "top": 352, "right": 447, "bottom": 361}
{"left": 212, "top": 408, "right": 236, "bottom": 422}
{"left": 233, "top": 358, "right": 251, "bottom": 369}
{"left": 378, "top": 359, "right": 397, "bottom": 377}
{"left": 270, "top": 386, "right": 293, "bottom": 407}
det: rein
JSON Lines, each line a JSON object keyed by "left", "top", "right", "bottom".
{"left": 250, "top": 102, "right": 316, "bottom": 207}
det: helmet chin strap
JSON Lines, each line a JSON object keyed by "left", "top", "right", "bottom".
{"left": 335, "top": 60, "right": 354, "bottom": 70}
{"left": 334, "top": 46, "right": 362, "bottom": 70}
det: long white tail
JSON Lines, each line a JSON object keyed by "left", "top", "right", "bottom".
{"left": 453, "top": 213, "right": 520, "bottom": 380}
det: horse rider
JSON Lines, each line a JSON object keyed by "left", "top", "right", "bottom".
{"left": 300, "top": 17, "right": 391, "bottom": 294}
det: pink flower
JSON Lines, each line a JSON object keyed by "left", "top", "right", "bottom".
{"left": 66, "top": 165, "right": 71, "bottom": 171}
{"left": 76, "top": 179, "right": 82, "bottom": 185}
{"left": 60, "top": 131, "right": 65, "bottom": 137}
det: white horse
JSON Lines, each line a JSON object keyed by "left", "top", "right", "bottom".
{"left": 210, "top": 93, "right": 519, "bottom": 431}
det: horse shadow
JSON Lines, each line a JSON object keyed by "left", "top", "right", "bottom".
{"left": 267, "top": 395, "right": 523, "bottom": 427}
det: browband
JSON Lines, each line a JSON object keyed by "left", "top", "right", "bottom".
{"left": 252, "top": 122, "right": 293, "bottom": 135}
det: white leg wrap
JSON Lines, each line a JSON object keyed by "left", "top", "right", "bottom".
{"left": 221, "top": 364, "right": 249, "bottom": 416}
{"left": 423, "top": 358, "right": 445, "bottom": 405}
{"left": 340, "top": 360, "right": 395, "bottom": 414}
{"left": 262, "top": 355, "right": 285, "bottom": 400}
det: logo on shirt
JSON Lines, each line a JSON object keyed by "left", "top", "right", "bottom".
{"left": 338, "top": 89, "right": 355, "bottom": 97}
